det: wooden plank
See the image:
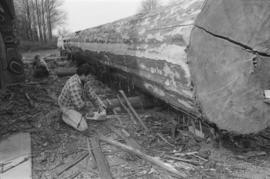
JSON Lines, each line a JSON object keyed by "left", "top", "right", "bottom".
{"left": 89, "top": 136, "right": 113, "bottom": 179}
{"left": 0, "top": 133, "right": 32, "bottom": 179}
{"left": 99, "top": 135, "right": 187, "bottom": 178}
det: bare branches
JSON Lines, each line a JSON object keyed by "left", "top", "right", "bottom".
{"left": 138, "top": 0, "right": 162, "bottom": 14}
{"left": 14, "top": 0, "right": 66, "bottom": 42}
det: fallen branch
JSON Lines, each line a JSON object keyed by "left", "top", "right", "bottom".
{"left": 99, "top": 135, "right": 187, "bottom": 178}
{"left": 119, "top": 90, "right": 149, "bottom": 132}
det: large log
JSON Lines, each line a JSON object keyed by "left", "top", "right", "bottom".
{"left": 63, "top": 0, "right": 270, "bottom": 134}
{"left": 188, "top": 0, "right": 270, "bottom": 134}
{"left": 66, "top": 0, "right": 205, "bottom": 118}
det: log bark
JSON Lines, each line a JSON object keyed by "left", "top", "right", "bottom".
{"left": 62, "top": 0, "right": 270, "bottom": 133}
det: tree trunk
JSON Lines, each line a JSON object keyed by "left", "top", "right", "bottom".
{"left": 35, "top": 0, "right": 43, "bottom": 42}
{"left": 41, "top": 0, "right": 47, "bottom": 42}
{"left": 47, "top": 15, "right": 52, "bottom": 40}
{"left": 0, "top": 32, "right": 6, "bottom": 88}
{"left": 45, "top": 0, "right": 53, "bottom": 40}
{"left": 25, "top": 0, "right": 33, "bottom": 41}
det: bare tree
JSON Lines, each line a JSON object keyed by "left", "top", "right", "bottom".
{"left": 41, "top": 0, "right": 47, "bottom": 42}
{"left": 45, "top": 0, "right": 66, "bottom": 40}
{"left": 35, "top": 0, "right": 43, "bottom": 41}
{"left": 14, "top": 0, "right": 66, "bottom": 42}
{"left": 139, "top": 0, "right": 162, "bottom": 13}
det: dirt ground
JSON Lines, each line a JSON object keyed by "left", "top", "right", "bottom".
{"left": 1, "top": 49, "right": 270, "bottom": 179}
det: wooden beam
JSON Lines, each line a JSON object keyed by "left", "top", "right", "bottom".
{"left": 89, "top": 136, "right": 113, "bottom": 179}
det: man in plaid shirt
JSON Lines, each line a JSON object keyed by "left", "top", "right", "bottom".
{"left": 58, "top": 63, "right": 106, "bottom": 131}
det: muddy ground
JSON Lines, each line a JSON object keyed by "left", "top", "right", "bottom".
{"left": 1, "top": 49, "right": 270, "bottom": 179}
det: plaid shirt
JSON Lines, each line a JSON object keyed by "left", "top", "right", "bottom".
{"left": 58, "top": 74, "right": 85, "bottom": 110}
{"left": 58, "top": 74, "right": 105, "bottom": 110}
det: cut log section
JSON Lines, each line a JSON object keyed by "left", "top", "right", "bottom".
{"left": 188, "top": 0, "right": 270, "bottom": 134}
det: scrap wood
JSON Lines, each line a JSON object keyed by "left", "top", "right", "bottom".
{"left": 172, "top": 151, "right": 198, "bottom": 157}
{"left": 98, "top": 135, "right": 187, "bottom": 178}
{"left": 86, "top": 138, "right": 97, "bottom": 169}
{"left": 164, "top": 155, "right": 202, "bottom": 166}
{"left": 106, "top": 124, "right": 142, "bottom": 151}
{"left": 236, "top": 151, "right": 267, "bottom": 160}
{"left": 90, "top": 136, "right": 113, "bottom": 179}
{"left": 157, "top": 133, "right": 175, "bottom": 147}
{"left": 55, "top": 152, "right": 89, "bottom": 176}
{"left": 112, "top": 108, "right": 123, "bottom": 125}
{"left": 119, "top": 90, "right": 149, "bottom": 132}
{"left": 192, "top": 154, "right": 208, "bottom": 162}
{"left": 24, "top": 93, "right": 34, "bottom": 107}
{"left": 116, "top": 95, "right": 137, "bottom": 124}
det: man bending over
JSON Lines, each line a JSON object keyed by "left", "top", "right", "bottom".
{"left": 58, "top": 63, "right": 106, "bottom": 131}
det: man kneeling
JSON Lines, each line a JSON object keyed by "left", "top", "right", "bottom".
{"left": 58, "top": 63, "right": 106, "bottom": 131}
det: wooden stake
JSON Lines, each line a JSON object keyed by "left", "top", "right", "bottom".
{"left": 119, "top": 90, "right": 149, "bottom": 132}
{"left": 116, "top": 95, "right": 137, "bottom": 124}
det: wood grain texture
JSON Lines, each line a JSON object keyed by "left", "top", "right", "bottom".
{"left": 188, "top": 0, "right": 270, "bottom": 133}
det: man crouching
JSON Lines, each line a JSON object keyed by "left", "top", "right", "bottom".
{"left": 58, "top": 63, "right": 106, "bottom": 131}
